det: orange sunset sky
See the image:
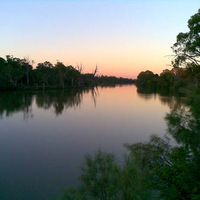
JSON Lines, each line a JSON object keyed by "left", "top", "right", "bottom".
{"left": 1, "top": 0, "right": 199, "bottom": 79}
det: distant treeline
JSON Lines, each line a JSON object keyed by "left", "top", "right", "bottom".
{"left": 136, "top": 67, "right": 199, "bottom": 95}
{"left": 0, "top": 55, "right": 135, "bottom": 90}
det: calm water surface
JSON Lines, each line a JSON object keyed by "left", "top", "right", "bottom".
{"left": 0, "top": 85, "right": 185, "bottom": 200}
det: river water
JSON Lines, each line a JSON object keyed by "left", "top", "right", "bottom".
{"left": 0, "top": 85, "right": 185, "bottom": 200}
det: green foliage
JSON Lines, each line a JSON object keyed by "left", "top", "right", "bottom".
{"left": 172, "top": 9, "right": 200, "bottom": 69}
{"left": 172, "top": 9, "right": 200, "bottom": 87}
{"left": 118, "top": 154, "right": 153, "bottom": 200}
{"left": 137, "top": 70, "right": 158, "bottom": 92}
{"left": 136, "top": 67, "right": 193, "bottom": 95}
{"left": 125, "top": 104, "right": 200, "bottom": 200}
{"left": 34, "top": 61, "right": 53, "bottom": 87}
{"left": 2, "top": 55, "right": 24, "bottom": 87}
{"left": 61, "top": 149, "right": 156, "bottom": 200}
{"left": 157, "top": 69, "right": 175, "bottom": 93}
{"left": 142, "top": 90, "right": 200, "bottom": 200}
{"left": 80, "top": 150, "right": 119, "bottom": 200}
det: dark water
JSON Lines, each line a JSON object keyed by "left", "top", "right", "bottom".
{"left": 0, "top": 85, "right": 185, "bottom": 200}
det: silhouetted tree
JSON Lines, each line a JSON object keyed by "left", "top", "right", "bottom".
{"left": 172, "top": 9, "right": 200, "bottom": 86}
{"left": 137, "top": 70, "right": 158, "bottom": 92}
{"left": 3, "top": 55, "right": 24, "bottom": 88}
{"left": 0, "top": 55, "right": 134, "bottom": 90}
{"left": 62, "top": 149, "right": 155, "bottom": 200}
{"left": 21, "top": 57, "right": 33, "bottom": 85}
{"left": 157, "top": 69, "right": 175, "bottom": 93}
{"left": 34, "top": 61, "right": 53, "bottom": 89}
{"left": 0, "top": 57, "right": 6, "bottom": 86}
{"left": 54, "top": 61, "right": 68, "bottom": 88}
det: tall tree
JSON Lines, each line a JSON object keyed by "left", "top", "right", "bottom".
{"left": 54, "top": 61, "right": 68, "bottom": 88}
{"left": 3, "top": 55, "right": 24, "bottom": 88}
{"left": 21, "top": 57, "right": 33, "bottom": 85}
{"left": 172, "top": 9, "right": 200, "bottom": 84}
{"left": 137, "top": 70, "right": 158, "bottom": 92}
{"left": 65, "top": 65, "right": 80, "bottom": 87}
{"left": 34, "top": 61, "right": 53, "bottom": 89}
{"left": 157, "top": 69, "right": 175, "bottom": 93}
{"left": 0, "top": 57, "right": 6, "bottom": 85}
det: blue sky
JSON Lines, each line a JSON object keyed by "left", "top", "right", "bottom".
{"left": 0, "top": 0, "right": 199, "bottom": 78}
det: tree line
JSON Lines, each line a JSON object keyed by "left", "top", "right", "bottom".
{"left": 136, "top": 67, "right": 191, "bottom": 95}
{"left": 0, "top": 56, "right": 135, "bottom": 90}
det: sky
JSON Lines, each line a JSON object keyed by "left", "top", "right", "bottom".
{"left": 0, "top": 0, "right": 199, "bottom": 79}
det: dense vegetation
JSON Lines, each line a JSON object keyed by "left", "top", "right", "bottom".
{"left": 0, "top": 56, "right": 134, "bottom": 90}
{"left": 61, "top": 9, "right": 200, "bottom": 200}
{"left": 137, "top": 9, "right": 200, "bottom": 95}
{"left": 136, "top": 68, "right": 190, "bottom": 95}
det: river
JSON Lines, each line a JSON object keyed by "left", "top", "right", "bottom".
{"left": 0, "top": 84, "right": 185, "bottom": 200}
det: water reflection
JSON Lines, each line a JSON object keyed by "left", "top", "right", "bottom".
{"left": 0, "top": 88, "right": 100, "bottom": 119}
{"left": 137, "top": 92, "right": 186, "bottom": 110}
{"left": 137, "top": 93, "right": 157, "bottom": 100}
{"left": 0, "top": 87, "right": 187, "bottom": 120}
{"left": 0, "top": 85, "right": 188, "bottom": 200}
{"left": 35, "top": 90, "right": 83, "bottom": 115}
{"left": 159, "top": 96, "right": 186, "bottom": 110}
{"left": 0, "top": 92, "right": 34, "bottom": 120}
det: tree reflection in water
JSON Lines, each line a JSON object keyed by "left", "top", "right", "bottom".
{"left": 0, "top": 88, "right": 99, "bottom": 119}
{"left": 35, "top": 90, "right": 83, "bottom": 115}
{"left": 0, "top": 92, "right": 34, "bottom": 120}
{"left": 137, "top": 91, "right": 186, "bottom": 111}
